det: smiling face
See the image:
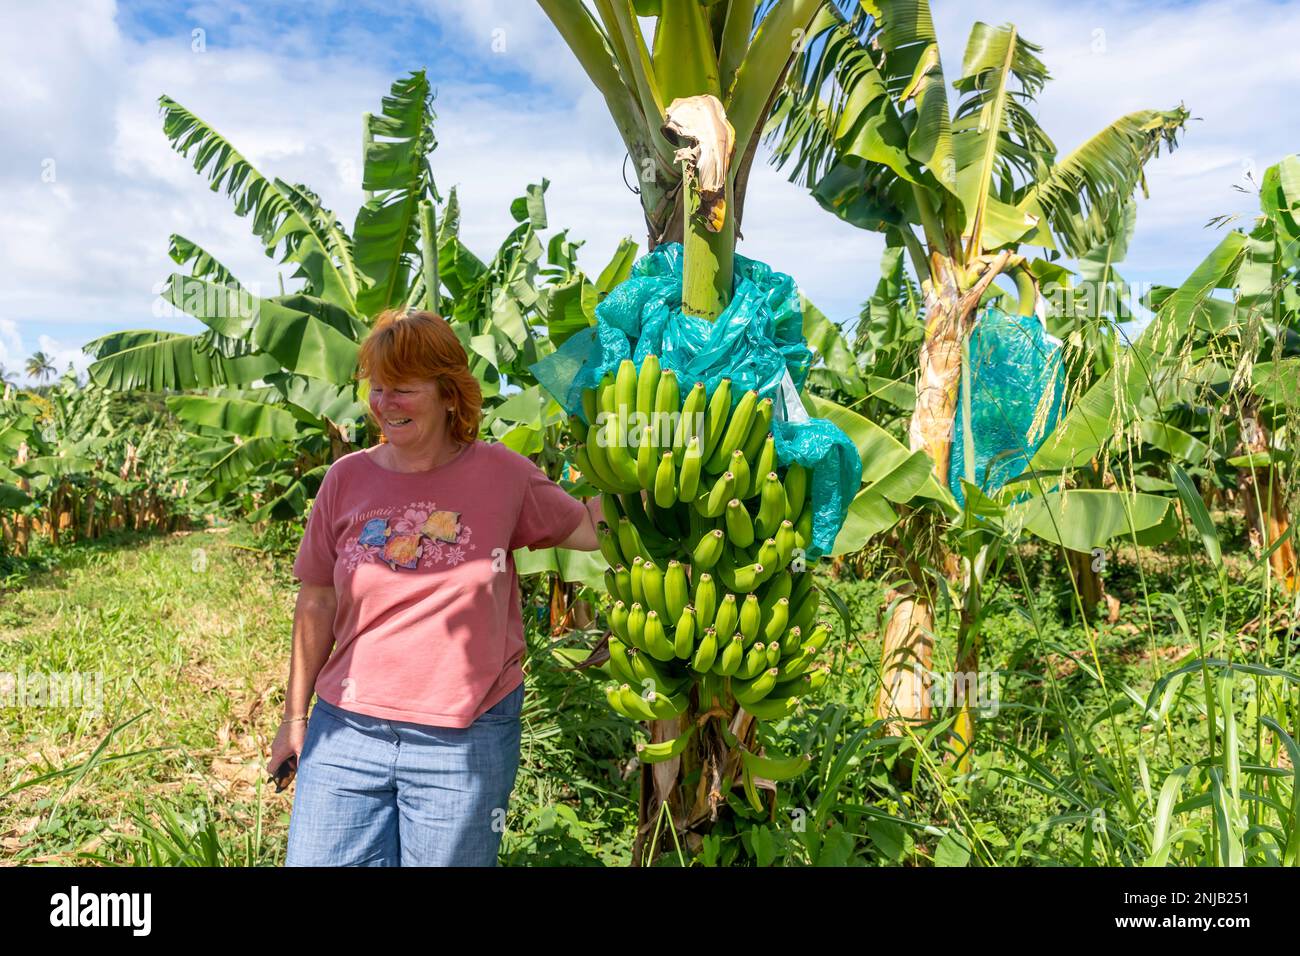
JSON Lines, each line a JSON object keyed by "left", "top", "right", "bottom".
{"left": 368, "top": 375, "right": 451, "bottom": 448}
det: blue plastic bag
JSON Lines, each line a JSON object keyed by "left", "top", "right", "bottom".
{"left": 949, "top": 305, "right": 1065, "bottom": 505}
{"left": 532, "top": 243, "right": 861, "bottom": 559}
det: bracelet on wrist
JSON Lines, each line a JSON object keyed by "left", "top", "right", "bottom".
{"left": 283, "top": 715, "right": 309, "bottom": 723}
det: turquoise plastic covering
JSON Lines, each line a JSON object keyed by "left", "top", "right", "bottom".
{"left": 532, "top": 242, "right": 861, "bottom": 560}
{"left": 949, "top": 305, "right": 1066, "bottom": 506}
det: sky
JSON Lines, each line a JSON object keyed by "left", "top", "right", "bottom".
{"left": 1, "top": 0, "right": 1297, "bottom": 386}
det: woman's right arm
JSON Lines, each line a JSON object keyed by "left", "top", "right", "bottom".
{"left": 267, "top": 583, "right": 338, "bottom": 777}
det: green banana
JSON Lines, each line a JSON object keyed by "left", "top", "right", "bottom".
{"left": 789, "top": 569, "right": 814, "bottom": 611}
{"left": 616, "top": 518, "right": 645, "bottom": 571}
{"left": 629, "top": 555, "right": 646, "bottom": 605}
{"left": 581, "top": 386, "right": 599, "bottom": 429}
{"left": 637, "top": 725, "right": 695, "bottom": 763}
{"left": 653, "top": 368, "right": 680, "bottom": 442}
{"left": 597, "top": 523, "right": 624, "bottom": 569}
{"left": 596, "top": 372, "right": 616, "bottom": 417}
{"left": 617, "top": 683, "right": 660, "bottom": 721}
{"left": 727, "top": 448, "right": 751, "bottom": 500}
{"left": 672, "top": 605, "right": 696, "bottom": 659}
{"left": 756, "top": 472, "right": 785, "bottom": 540}
{"left": 757, "top": 538, "right": 782, "bottom": 575}
{"left": 629, "top": 644, "right": 687, "bottom": 694}
{"left": 772, "top": 665, "right": 827, "bottom": 700}
{"left": 614, "top": 358, "right": 637, "bottom": 417}
{"left": 761, "top": 597, "right": 789, "bottom": 644}
{"left": 572, "top": 445, "right": 603, "bottom": 494}
{"left": 802, "top": 621, "right": 831, "bottom": 655}
{"left": 626, "top": 602, "right": 647, "bottom": 651}
{"left": 765, "top": 642, "right": 782, "bottom": 669}
{"left": 636, "top": 425, "right": 657, "bottom": 488}
{"left": 738, "top": 642, "right": 768, "bottom": 680}
{"left": 600, "top": 493, "right": 622, "bottom": 530}
{"left": 677, "top": 435, "right": 703, "bottom": 502}
{"left": 719, "top": 554, "right": 766, "bottom": 593}
{"left": 653, "top": 452, "right": 677, "bottom": 507}
{"left": 640, "top": 561, "right": 670, "bottom": 622}
{"left": 716, "top": 634, "right": 745, "bottom": 676}
{"left": 613, "top": 565, "right": 633, "bottom": 606}
{"left": 738, "top": 593, "right": 762, "bottom": 644}
{"left": 790, "top": 587, "right": 820, "bottom": 636}
{"left": 692, "top": 572, "right": 717, "bottom": 629}
{"left": 604, "top": 683, "right": 640, "bottom": 721}
{"left": 724, "top": 498, "right": 754, "bottom": 549}
{"left": 738, "top": 747, "right": 812, "bottom": 781}
{"left": 691, "top": 529, "right": 725, "bottom": 570}
{"left": 691, "top": 626, "right": 719, "bottom": 672}
{"left": 754, "top": 435, "right": 776, "bottom": 489}
{"left": 713, "top": 593, "right": 739, "bottom": 642}
{"left": 740, "top": 396, "right": 774, "bottom": 462}
{"left": 736, "top": 694, "right": 797, "bottom": 721}
{"left": 794, "top": 505, "right": 813, "bottom": 552}
{"left": 664, "top": 561, "right": 689, "bottom": 621}
{"left": 733, "top": 667, "right": 779, "bottom": 706}
{"left": 606, "top": 636, "right": 637, "bottom": 685}
{"left": 602, "top": 414, "right": 640, "bottom": 488}
{"left": 760, "top": 570, "right": 793, "bottom": 611}
{"left": 706, "top": 387, "right": 756, "bottom": 472}
{"left": 608, "top": 600, "right": 630, "bottom": 642}
{"left": 700, "top": 377, "right": 732, "bottom": 465}
{"left": 673, "top": 381, "right": 707, "bottom": 466}
{"left": 647, "top": 687, "right": 691, "bottom": 720}
{"left": 697, "top": 470, "right": 736, "bottom": 518}
{"left": 775, "top": 519, "right": 797, "bottom": 567}
{"left": 586, "top": 426, "right": 633, "bottom": 493}
{"left": 783, "top": 463, "right": 807, "bottom": 520}
{"left": 635, "top": 353, "right": 660, "bottom": 422}
{"left": 779, "top": 625, "right": 805, "bottom": 661}
{"left": 780, "top": 639, "right": 811, "bottom": 676}
{"left": 642, "top": 609, "right": 676, "bottom": 662}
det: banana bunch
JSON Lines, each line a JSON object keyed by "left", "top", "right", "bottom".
{"left": 572, "top": 356, "right": 830, "bottom": 752}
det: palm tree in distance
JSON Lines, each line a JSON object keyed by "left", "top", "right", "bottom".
{"left": 26, "top": 351, "right": 56, "bottom": 383}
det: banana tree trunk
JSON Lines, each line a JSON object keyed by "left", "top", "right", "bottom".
{"left": 1065, "top": 548, "right": 1120, "bottom": 622}
{"left": 1237, "top": 402, "right": 1297, "bottom": 592}
{"left": 876, "top": 253, "right": 1012, "bottom": 741}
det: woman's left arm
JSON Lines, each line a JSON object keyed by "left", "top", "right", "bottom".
{"left": 557, "top": 495, "right": 602, "bottom": 551}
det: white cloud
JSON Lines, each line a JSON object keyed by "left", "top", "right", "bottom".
{"left": 0, "top": 0, "right": 1295, "bottom": 391}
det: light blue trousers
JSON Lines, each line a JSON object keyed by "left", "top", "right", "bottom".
{"left": 284, "top": 682, "right": 523, "bottom": 866}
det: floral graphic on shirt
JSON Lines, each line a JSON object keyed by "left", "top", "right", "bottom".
{"left": 340, "top": 500, "right": 476, "bottom": 574}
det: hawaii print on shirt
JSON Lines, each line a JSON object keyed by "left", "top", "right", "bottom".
{"left": 340, "top": 499, "right": 477, "bottom": 573}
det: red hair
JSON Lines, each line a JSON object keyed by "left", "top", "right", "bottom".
{"left": 357, "top": 309, "right": 482, "bottom": 446}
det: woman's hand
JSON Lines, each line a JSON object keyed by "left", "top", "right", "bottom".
{"left": 267, "top": 717, "right": 307, "bottom": 784}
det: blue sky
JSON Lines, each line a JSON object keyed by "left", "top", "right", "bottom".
{"left": 2, "top": 0, "right": 1297, "bottom": 385}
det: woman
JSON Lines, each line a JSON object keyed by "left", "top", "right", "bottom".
{"left": 268, "top": 308, "right": 601, "bottom": 866}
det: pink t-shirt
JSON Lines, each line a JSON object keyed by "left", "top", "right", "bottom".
{"left": 291, "top": 439, "right": 588, "bottom": 728}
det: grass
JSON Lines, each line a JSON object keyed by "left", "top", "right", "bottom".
{"left": 1, "top": 510, "right": 1297, "bottom": 866}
